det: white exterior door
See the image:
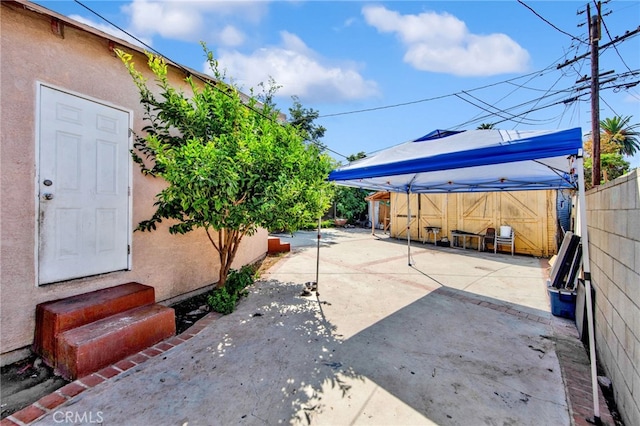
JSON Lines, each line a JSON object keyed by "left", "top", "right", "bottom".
{"left": 38, "top": 86, "right": 130, "bottom": 284}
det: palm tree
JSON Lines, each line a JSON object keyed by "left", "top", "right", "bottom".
{"left": 477, "top": 123, "right": 495, "bottom": 129}
{"left": 600, "top": 116, "right": 640, "bottom": 157}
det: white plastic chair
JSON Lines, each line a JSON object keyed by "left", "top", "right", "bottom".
{"left": 495, "top": 225, "right": 515, "bottom": 256}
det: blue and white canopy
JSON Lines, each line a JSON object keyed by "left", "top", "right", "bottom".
{"left": 328, "top": 126, "right": 602, "bottom": 420}
{"left": 329, "top": 128, "right": 583, "bottom": 193}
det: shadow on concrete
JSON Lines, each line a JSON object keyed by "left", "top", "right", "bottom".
{"left": 381, "top": 234, "right": 547, "bottom": 268}
{"left": 303, "top": 285, "right": 568, "bottom": 425}
{"left": 28, "top": 228, "right": 574, "bottom": 426}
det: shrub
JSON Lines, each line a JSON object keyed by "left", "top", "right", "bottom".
{"left": 207, "top": 288, "right": 238, "bottom": 315}
{"left": 225, "top": 266, "right": 254, "bottom": 297}
{"left": 207, "top": 265, "right": 256, "bottom": 314}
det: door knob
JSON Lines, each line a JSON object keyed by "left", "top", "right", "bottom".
{"left": 43, "top": 193, "right": 54, "bottom": 200}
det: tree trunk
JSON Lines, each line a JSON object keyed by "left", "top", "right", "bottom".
{"left": 214, "top": 228, "right": 245, "bottom": 288}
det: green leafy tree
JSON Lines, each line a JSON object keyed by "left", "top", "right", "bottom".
{"left": 334, "top": 186, "right": 368, "bottom": 222}
{"left": 118, "top": 48, "right": 334, "bottom": 286}
{"left": 583, "top": 115, "right": 636, "bottom": 188}
{"left": 600, "top": 115, "right": 640, "bottom": 156}
{"left": 334, "top": 152, "right": 368, "bottom": 222}
{"left": 584, "top": 154, "right": 630, "bottom": 189}
{"left": 288, "top": 96, "right": 326, "bottom": 149}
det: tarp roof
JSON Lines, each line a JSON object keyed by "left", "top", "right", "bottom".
{"left": 328, "top": 128, "right": 583, "bottom": 193}
{"left": 327, "top": 126, "right": 603, "bottom": 420}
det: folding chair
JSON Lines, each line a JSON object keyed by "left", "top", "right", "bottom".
{"left": 495, "top": 225, "right": 515, "bottom": 255}
{"left": 483, "top": 227, "right": 496, "bottom": 251}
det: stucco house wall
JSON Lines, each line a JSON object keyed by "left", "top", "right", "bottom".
{"left": 1, "top": 1, "right": 267, "bottom": 363}
{"left": 586, "top": 169, "right": 640, "bottom": 426}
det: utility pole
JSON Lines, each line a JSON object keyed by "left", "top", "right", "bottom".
{"left": 557, "top": 9, "right": 640, "bottom": 186}
{"left": 589, "top": 2, "right": 602, "bottom": 187}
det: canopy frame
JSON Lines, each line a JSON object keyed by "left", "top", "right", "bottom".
{"left": 328, "top": 127, "right": 601, "bottom": 423}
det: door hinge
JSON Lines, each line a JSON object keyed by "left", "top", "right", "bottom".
{"left": 128, "top": 186, "right": 131, "bottom": 196}
{"left": 127, "top": 244, "right": 131, "bottom": 255}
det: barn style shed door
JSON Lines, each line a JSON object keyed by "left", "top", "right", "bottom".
{"left": 390, "top": 192, "right": 419, "bottom": 238}
{"left": 38, "top": 86, "right": 130, "bottom": 284}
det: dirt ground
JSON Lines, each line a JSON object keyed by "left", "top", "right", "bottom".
{"left": 1, "top": 354, "right": 68, "bottom": 419}
{"left": 0, "top": 253, "right": 285, "bottom": 420}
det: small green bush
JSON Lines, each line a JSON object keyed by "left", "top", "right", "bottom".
{"left": 226, "top": 266, "right": 254, "bottom": 297}
{"left": 207, "top": 265, "right": 256, "bottom": 314}
{"left": 207, "top": 288, "right": 237, "bottom": 315}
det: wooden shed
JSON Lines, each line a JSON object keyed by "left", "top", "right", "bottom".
{"left": 389, "top": 190, "right": 558, "bottom": 257}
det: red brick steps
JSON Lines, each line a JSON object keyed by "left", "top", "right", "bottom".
{"left": 55, "top": 304, "right": 175, "bottom": 380}
{"left": 33, "top": 283, "right": 155, "bottom": 368}
{"left": 32, "top": 283, "right": 174, "bottom": 380}
{"left": 268, "top": 236, "right": 290, "bottom": 254}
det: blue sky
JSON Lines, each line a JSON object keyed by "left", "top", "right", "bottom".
{"left": 34, "top": 0, "right": 640, "bottom": 167}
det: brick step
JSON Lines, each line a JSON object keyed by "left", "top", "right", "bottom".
{"left": 34, "top": 282, "right": 155, "bottom": 368}
{"left": 268, "top": 236, "right": 290, "bottom": 254}
{"left": 55, "top": 304, "right": 175, "bottom": 380}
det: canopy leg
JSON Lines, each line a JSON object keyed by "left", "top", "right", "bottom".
{"left": 315, "top": 216, "right": 321, "bottom": 296}
{"left": 407, "top": 190, "right": 412, "bottom": 266}
{"left": 370, "top": 200, "right": 375, "bottom": 235}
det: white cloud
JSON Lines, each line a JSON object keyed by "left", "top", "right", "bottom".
{"left": 123, "top": 0, "right": 203, "bottom": 40}
{"left": 122, "top": 0, "right": 267, "bottom": 43}
{"left": 362, "top": 5, "right": 530, "bottom": 76}
{"left": 68, "top": 14, "right": 151, "bottom": 48}
{"left": 210, "top": 31, "right": 379, "bottom": 102}
{"left": 219, "top": 25, "right": 245, "bottom": 47}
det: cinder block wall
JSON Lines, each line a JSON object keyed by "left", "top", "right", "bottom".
{"left": 586, "top": 168, "right": 640, "bottom": 426}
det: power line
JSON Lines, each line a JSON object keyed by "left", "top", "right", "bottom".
{"left": 556, "top": 25, "right": 640, "bottom": 69}
{"left": 488, "top": 96, "right": 588, "bottom": 127}
{"left": 318, "top": 93, "right": 452, "bottom": 118}
{"left": 599, "top": 96, "right": 620, "bottom": 118}
{"left": 451, "top": 86, "right": 584, "bottom": 129}
{"left": 71, "top": 0, "right": 350, "bottom": 160}
{"left": 517, "top": 0, "right": 586, "bottom": 44}
{"left": 508, "top": 72, "right": 568, "bottom": 129}
{"left": 599, "top": 7, "right": 634, "bottom": 73}
{"left": 318, "top": 60, "right": 567, "bottom": 119}
{"left": 453, "top": 62, "right": 567, "bottom": 124}
{"left": 451, "top": 90, "right": 588, "bottom": 130}
{"left": 72, "top": 0, "right": 638, "bottom": 158}
{"left": 457, "top": 91, "right": 564, "bottom": 126}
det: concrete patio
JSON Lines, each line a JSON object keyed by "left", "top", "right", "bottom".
{"left": 17, "top": 228, "right": 614, "bottom": 425}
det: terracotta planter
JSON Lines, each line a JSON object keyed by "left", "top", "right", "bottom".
{"left": 334, "top": 218, "right": 347, "bottom": 227}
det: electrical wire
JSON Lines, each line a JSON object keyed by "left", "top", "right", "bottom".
{"left": 599, "top": 96, "right": 620, "bottom": 118}
{"left": 72, "top": 0, "right": 638, "bottom": 158}
{"left": 598, "top": 4, "right": 634, "bottom": 74}
{"left": 451, "top": 88, "right": 589, "bottom": 130}
{"left": 319, "top": 59, "right": 571, "bottom": 120}
{"left": 455, "top": 92, "right": 560, "bottom": 126}
{"left": 508, "top": 72, "right": 567, "bottom": 129}
{"left": 517, "top": 0, "right": 586, "bottom": 44}
{"left": 318, "top": 93, "right": 452, "bottom": 118}
{"left": 458, "top": 53, "right": 583, "bottom": 128}
{"left": 71, "top": 0, "right": 350, "bottom": 160}
{"left": 335, "top": 52, "right": 598, "bottom": 137}
{"left": 490, "top": 96, "right": 589, "bottom": 127}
